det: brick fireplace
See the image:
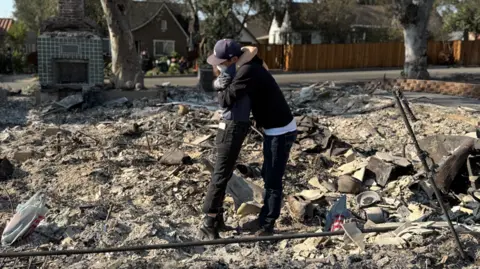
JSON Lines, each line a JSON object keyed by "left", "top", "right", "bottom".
{"left": 38, "top": 0, "right": 103, "bottom": 88}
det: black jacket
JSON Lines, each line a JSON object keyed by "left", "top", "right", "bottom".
{"left": 218, "top": 56, "right": 293, "bottom": 130}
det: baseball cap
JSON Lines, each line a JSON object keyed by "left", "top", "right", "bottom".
{"left": 207, "top": 39, "right": 242, "bottom": 66}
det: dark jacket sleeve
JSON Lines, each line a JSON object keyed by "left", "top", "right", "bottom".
{"left": 218, "top": 66, "right": 254, "bottom": 108}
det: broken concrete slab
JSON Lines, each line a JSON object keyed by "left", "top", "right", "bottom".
{"left": 344, "top": 149, "right": 356, "bottom": 163}
{"left": 55, "top": 93, "right": 84, "bottom": 109}
{"left": 352, "top": 167, "right": 366, "bottom": 182}
{"left": 337, "top": 175, "right": 362, "bottom": 194}
{"left": 226, "top": 174, "right": 264, "bottom": 210}
{"left": 366, "top": 157, "right": 395, "bottom": 187}
{"left": 434, "top": 137, "right": 475, "bottom": 193}
{"left": 342, "top": 222, "right": 365, "bottom": 251}
{"left": 335, "top": 159, "right": 368, "bottom": 176}
{"left": 375, "top": 152, "right": 411, "bottom": 167}
{"left": 287, "top": 195, "right": 314, "bottom": 221}
{"left": 296, "top": 189, "right": 325, "bottom": 201}
{"left": 410, "top": 135, "right": 476, "bottom": 164}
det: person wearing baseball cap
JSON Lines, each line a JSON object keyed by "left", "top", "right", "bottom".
{"left": 199, "top": 39, "right": 254, "bottom": 240}
{"left": 206, "top": 38, "right": 243, "bottom": 68}
{"left": 201, "top": 38, "right": 297, "bottom": 238}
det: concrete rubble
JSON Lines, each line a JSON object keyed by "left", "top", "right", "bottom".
{"left": 0, "top": 82, "right": 480, "bottom": 268}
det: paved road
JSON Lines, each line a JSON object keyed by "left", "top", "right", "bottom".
{"left": 143, "top": 67, "right": 480, "bottom": 87}
{"left": 2, "top": 68, "right": 480, "bottom": 109}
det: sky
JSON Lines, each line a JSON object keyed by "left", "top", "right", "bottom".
{"left": 0, "top": 0, "right": 14, "bottom": 18}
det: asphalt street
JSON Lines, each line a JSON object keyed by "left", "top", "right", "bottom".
{"left": 143, "top": 67, "right": 480, "bottom": 88}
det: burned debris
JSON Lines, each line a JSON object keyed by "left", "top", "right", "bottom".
{"left": 0, "top": 79, "right": 480, "bottom": 268}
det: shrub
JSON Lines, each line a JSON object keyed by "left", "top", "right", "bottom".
{"left": 170, "top": 51, "right": 180, "bottom": 60}
{"left": 12, "top": 50, "right": 25, "bottom": 73}
{"left": 168, "top": 63, "right": 179, "bottom": 74}
{"left": 104, "top": 62, "right": 113, "bottom": 78}
{"left": 145, "top": 67, "right": 161, "bottom": 76}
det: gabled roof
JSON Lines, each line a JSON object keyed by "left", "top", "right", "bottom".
{"left": 129, "top": 1, "right": 189, "bottom": 37}
{"left": 244, "top": 14, "right": 271, "bottom": 39}
{"left": 0, "top": 18, "right": 14, "bottom": 39}
{"left": 199, "top": 12, "right": 259, "bottom": 43}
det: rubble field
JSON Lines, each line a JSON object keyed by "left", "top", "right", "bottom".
{"left": 1, "top": 83, "right": 480, "bottom": 269}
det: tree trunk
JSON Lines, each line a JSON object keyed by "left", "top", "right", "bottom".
{"left": 100, "top": 0, "right": 143, "bottom": 89}
{"left": 403, "top": 24, "right": 429, "bottom": 79}
{"left": 394, "top": 0, "right": 434, "bottom": 79}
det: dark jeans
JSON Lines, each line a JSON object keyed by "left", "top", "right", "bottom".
{"left": 203, "top": 120, "right": 250, "bottom": 214}
{"left": 258, "top": 130, "right": 297, "bottom": 230}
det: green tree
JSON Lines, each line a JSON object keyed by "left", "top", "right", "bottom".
{"left": 13, "top": 0, "right": 56, "bottom": 33}
{"left": 297, "top": 0, "right": 357, "bottom": 44}
{"left": 85, "top": 0, "right": 108, "bottom": 35}
{"left": 441, "top": 0, "right": 480, "bottom": 40}
{"left": 13, "top": 0, "right": 107, "bottom": 34}
{"left": 7, "top": 21, "right": 28, "bottom": 49}
{"left": 196, "top": 0, "right": 268, "bottom": 66}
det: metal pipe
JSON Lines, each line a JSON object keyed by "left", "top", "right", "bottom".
{"left": 392, "top": 89, "right": 466, "bottom": 259}
{"left": 0, "top": 227, "right": 397, "bottom": 258}
{"left": 396, "top": 89, "right": 417, "bottom": 122}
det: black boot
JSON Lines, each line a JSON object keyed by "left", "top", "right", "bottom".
{"left": 198, "top": 215, "right": 220, "bottom": 240}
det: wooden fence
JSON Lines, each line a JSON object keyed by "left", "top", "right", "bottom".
{"left": 256, "top": 40, "right": 480, "bottom": 72}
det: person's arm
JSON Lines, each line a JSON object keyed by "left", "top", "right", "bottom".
{"left": 217, "top": 67, "right": 253, "bottom": 108}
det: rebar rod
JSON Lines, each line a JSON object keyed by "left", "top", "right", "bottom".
{"left": 0, "top": 227, "right": 397, "bottom": 258}
{"left": 392, "top": 89, "right": 466, "bottom": 259}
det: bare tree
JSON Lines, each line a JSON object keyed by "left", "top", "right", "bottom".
{"left": 393, "top": 0, "right": 434, "bottom": 79}
{"left": 100, "top": 0, "right": 143, "bottom": 88}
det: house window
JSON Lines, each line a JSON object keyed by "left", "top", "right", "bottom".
{"left": 153, "top": 40, "right": 175, "bottom": 56}
{"left": 301, "top": 33, "right": 312, "bottom": 44}
{"left": 135, "top": 41, "right": 141, "bottom": 53}
{"left": 102, "top": 38, "right": 111, "bottom": 55}
{"left": 161, "top": 20, "right": 167, "bottom": 32}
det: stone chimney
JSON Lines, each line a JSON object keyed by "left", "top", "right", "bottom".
{"left": 58, "top": 0, "right": 85, "bottom": 19}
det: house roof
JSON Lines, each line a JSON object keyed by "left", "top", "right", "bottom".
{"left": 129, "top": 1, "right": 189, "bottom": 35}
{"left": 283, "top": 3, "right": 391, "bottom": 30}
{"left": 281, "top": 3, "right": 443, "bottom": 31}
{"left": 244, "top": 14, "right": 271, "bottom": 39}
{"left": 198, "top": 12, "right": 259, "bottom": 43}
{"left": 351, "top": 5, "right": 392, "bottom": 28}
{"left": 0, "top": 18, "right": 14, "bottom": 39}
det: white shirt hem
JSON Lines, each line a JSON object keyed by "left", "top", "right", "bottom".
{"left": 263, "top": 119, "right": 297, "bottom": 136}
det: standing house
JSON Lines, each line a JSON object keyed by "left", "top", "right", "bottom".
{"left": 198, "top": 12, "right": 260, "bottom": 45}
{"left": 0, "top": 19, "right": 14, "bottom": 47}
{"left": 129, "top": 1, "right": 190, "bottom": 58}
{"left": 244, "top": 15, "right": 271, "bottom": 44}
{"left": 268, "top": 2, "right": 444, "bottom": 45}
{"left": 268, "top": 3, "right": 392, "bottom": 45}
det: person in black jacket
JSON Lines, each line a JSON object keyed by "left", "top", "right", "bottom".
{"left": 199, "top": 39, "right": 253, "bottom": 240}
{"left": 216, "top": 47, "right": 297, "bottom": 236}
